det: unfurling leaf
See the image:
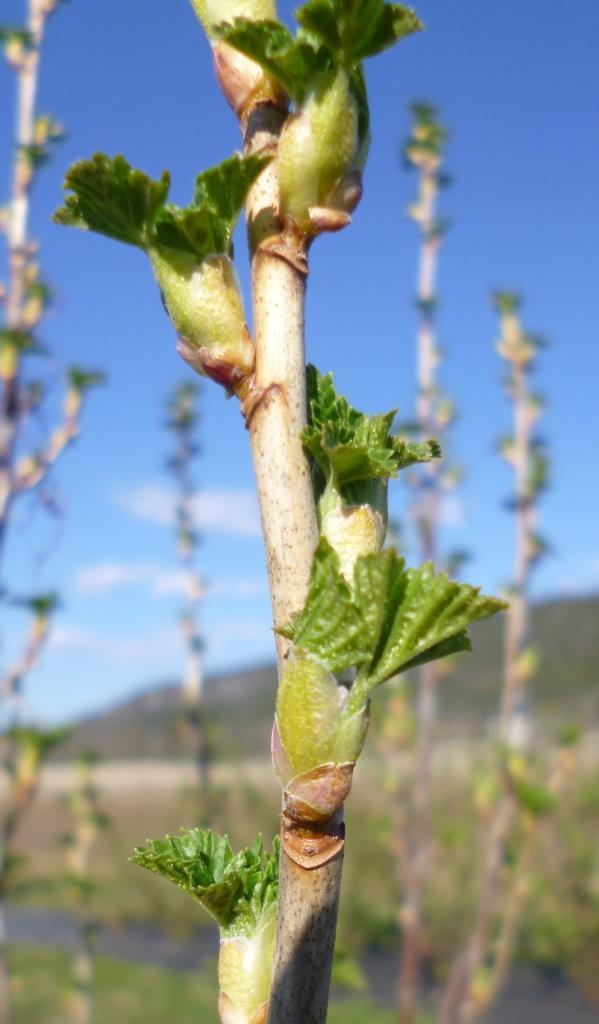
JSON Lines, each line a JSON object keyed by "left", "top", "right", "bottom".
{"left": 217, "top": 1, "right": 421, "bottom": 101}
{"left": 53, "top": 155, "right": 170, "bottom": 249}
{"left": 305, "top": 365, "right": 439, "bottom": 492}
{"left": 213, "top": 19, "right": 330, "bottom": 103}
{"left": 54, "top": 152, "right": 268, "bottom": 261}
{"left": 193, "top": 154, "right": 271, "bottom": 252}
{"left": 134, "top": 826, "right": 279, "bottom": 1023}
{"left": 55, "top": 154, "right": 268, "bottom": 385}
{"left": 295, "top": 0, "right": 422, "bottom": 64}
{"left": 279, "top": 540, "right": 506, "bottom": 698}
{"left": 277, "top": 540, "right": 369, "bottom": 672}
{"left": 217, "top": 3, "right": 420, "bottom": 233}
{"left": 133, "top": 828, "right": 278, "bottom": 938}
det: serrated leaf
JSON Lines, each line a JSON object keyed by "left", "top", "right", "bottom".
{"left": 53, "top": 154, "right": 170, "bottom": 249}
{"left": 217, "top": 1, "right": 421, "bottom": 102}
{"left": 152, "top": 204, "right": 216, "bottom": 261}
{"left": 132, "top": 828, "right": 278, "bottom": 937}
{"left": 303, "top": 365, "right": 440, "bottom": 495}
{"left": 193, "top": 153, "right": 271, "bottom": 251}
{"left": 366, "top": 561, "right": 501, "bottom": 685}
{"left": 55, "top": 152, "right": 267, "bottom": 265}
{"left": 296, "top": 0, "right": 422, "bottom": 63}
{"left": 214, "top": 19, "right": 331, "bottom": 102}
{"left": 281, "top": 543, "right": 506, "bottom": 691}
{"left": 277, "top": 539, "right": 370, "bottom": 672}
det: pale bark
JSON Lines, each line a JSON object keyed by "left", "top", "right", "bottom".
{"left": 0, "top": 0, "right": 47, "bottom": 563}
{"left": 398, "top": 158, "right": 443, "bottom": 1024}
{"left": 171, "top": 403, "right": 208, "bottom": 795}
{"left": 439, "top": 310, "right": 536, "bottom": 1024}
{"left": 242, "top": 102, "right": 340, "bottom": 1024}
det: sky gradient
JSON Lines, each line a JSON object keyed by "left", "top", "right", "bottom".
{"left": 1, "top": 0, "right": 598, "bottom": 723}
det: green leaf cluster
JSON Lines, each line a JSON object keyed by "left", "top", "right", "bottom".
{"left": 216, "top": 0, "right": 421, "bottom": 105}
{"left": 13, "top": 591, "right": 61, "bottom": 617}
{"left": 279, "top": 539, "right": 506, "bottom": 708}
{"left": 133, "top": 829, "right": 279, "bottom": 938}
{"left": 511, "top": 776, "right": 556, "bottom": 818}
{"left": 0, "top": 329, "right": 43, "bottom": 356}
{"left": 0, "top": 26, "right": 34, "bottom": 49}
{"left": 404, "top": 100, "right": 448, "bottom": 164}
{"left": 67, "top": 367, "right": 106, "bottom": 394}
{"left": 304, "top": 365, "right": 440, "bottom": 512}
{"left": 7, "top": 725, "right": 70, "bottom": 762}
{"left": 54, "top": 152, "right": 268, "bottom": 264}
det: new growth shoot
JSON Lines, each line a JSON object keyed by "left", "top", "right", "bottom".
{"left": 54, "top": 2, "right": 505, "bottom": 1021}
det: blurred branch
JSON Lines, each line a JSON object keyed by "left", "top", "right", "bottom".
{"left": 440, "top": 297, "right": 550, "bottom": 1023}
{"left": 165, "top": 381, "right": 209, "bottom": 801}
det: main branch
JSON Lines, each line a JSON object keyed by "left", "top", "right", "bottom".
{"left": 243, "top": 103, "right": 342, "bottom": 1024}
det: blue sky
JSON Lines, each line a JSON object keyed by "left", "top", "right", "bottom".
{"left": 1, "top": 0, "right": 598, "bottom": 723}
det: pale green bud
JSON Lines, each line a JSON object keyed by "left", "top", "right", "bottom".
{"left": 321, "top": 502, "right": 385, "bottom": 583}
{"left": 191, "top": 0, "right": 284, "bottom": 120}
{"left": 191, "top": 0, "right": 276, "bottom": 36}
{"left": 278, "top": 69, "right": 365, "bottom": 234}
{"left": 149, "top": 250, "right": 254, "bottom": 389}
{"left": 218, "top": 902, "right": 276, "bottom": 1024}
{"left": 273, "top": 656, "right": 369, "bottom": 822}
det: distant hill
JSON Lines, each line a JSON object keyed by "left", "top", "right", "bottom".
{"left": 56, "top": 595, "right": 598, "bottom": 761}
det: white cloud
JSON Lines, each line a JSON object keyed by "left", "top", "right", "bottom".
{"left": 49, "top": 623, "right": 182, "bottom": 663}
{"left": 207, "top": 617, "right": 270, "bottom": 653}
{"left": 115, "top": 483, "right": 261, "bottom": 537}
{"left": 74, "top": 560, "right": 265, "bottom": 600}
{"left": 49, "top": 617, "right": 270, "bottom": 663}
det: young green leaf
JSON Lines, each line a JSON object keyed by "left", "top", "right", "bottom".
{"left": 303, "top": 365, "right": 440, "bottom": 496}
{"left": 277, "top": 539, "right": 370, "bottom": 671}
{"left": 279, "top": 540, "right": 506, "bottom": 695}
{"left": 53, "top": 154, "right": 170, "bottom": 249}
{"left": 54, "top": 152, "right": 269, "bottom": 261}
{"left": 213, "top": 19, "right": 330, "bottom": 103}
{"left": 296, "top": 0, "right": 422, "bottom": 64}
{"left": 132, "top": 829, "right": 278, "bottom": 937}
{"left": 193, "top": 153, "right": 271, "bottom": 252}
{"left": 67, "top": 368, "right": 106, "bottom": 394}
{"left": 216, "top": 1, "right": 421, "bottom": 101}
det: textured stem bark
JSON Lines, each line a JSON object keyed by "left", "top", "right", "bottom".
{"left": 242, "top": 104, "right": 340, "bottom": 1024}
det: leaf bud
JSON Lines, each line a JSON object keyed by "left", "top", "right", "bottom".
{"left": 190, "top": 0, "right": 285, "bottom": 121}
{"left": 321, "top": 502, "right": 385, "bottom": 584}
{"left": 192, "top": 0, "right": 276, "bottom": 33}
{"left": 277, "top": 69, "right": 367, "bottom": 236}
{"left": 273, "top": 656, "right": 369, "bottom": 822}
{"left": 149, "top": 250, "right": 254, "bottom": 391}
{"left": 218, "top": 904, "right": 276, "bottom": 1024}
